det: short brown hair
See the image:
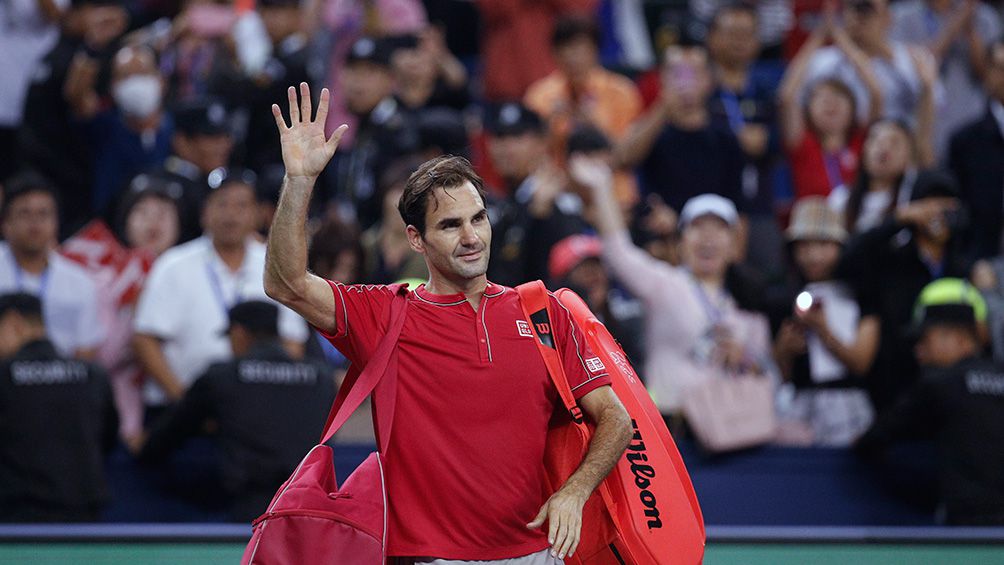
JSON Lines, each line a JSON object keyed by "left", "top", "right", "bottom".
{"left": 398, "top": 155, "right": 487, "bottom": 235}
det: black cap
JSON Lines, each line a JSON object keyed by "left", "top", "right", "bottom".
{"left": 910, "top": 169, "right": 960, "bottom": 202}
{"left": 207, "top": 167, "right": 257, "bottom": 191}
{"left": 173, "top": 98, "right": 231, "bottom": 136}
{"left": 346, "top": 37, "right": 394, "bottom": 68}
{"left": 484, "top": 102, "right": 544, "bottom": 137}
{"left": 258, "top": 0, "right": 299, "bottom": 8}
{"left": 417, "top": 108, "right": 469, "bottom": 158}
{"left": 566, "top": 124, "right": 612, "bottom": 156}
{"left": 224, "top": 300, "right": 279, "bottom": 337}
{"left": 0, "top": 292, "right": 44, "bottom": 320}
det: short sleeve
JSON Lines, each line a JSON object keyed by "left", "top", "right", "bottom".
{"left": 75, "top": 275, "right": 104, "bottom": 349}
{"left": 313, "top": 281, "right": 396, "bottom": 363}
{"left": 549, "top": 294, "right": 612, "bottom": 400}
{"left": 133, "top": 257, "right": 183, "bottom": 338}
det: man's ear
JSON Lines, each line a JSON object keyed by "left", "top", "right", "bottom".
{"left": 406, "top": 225, "right": 425, "bottom": 254}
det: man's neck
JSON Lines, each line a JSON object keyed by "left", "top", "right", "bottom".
{"left": 213, "top": 238, "right": 247, "bottom": 272}
{"left": 859, "top": 38, "right": 892, "bottom": 59}
{"left": 916, "top": 235, "right": 946, "bottom": 264}
{"left": 125, "top": 111, "right": 162, "bottom": 134}
{"left": 670, "top": 106, "right": 710, "bottom": 130}
{"left": 714, "top": 63, "right": 749, "bottom": 92}
{"left": 927, "top": 0, "right": 952, "bottom": 14}
{"left": 425, "top": 274, "right": 488, "bottom": 310}
{"left": 398, "top": 79, "right": 436, "bottom": 108}
{"left": 10, "top": 247, "right": 49, "bottom": 275}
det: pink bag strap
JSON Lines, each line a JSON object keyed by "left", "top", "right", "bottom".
{"left": 515, "top": 280, "right": 583, "bottom": 424}
{"left": 319, "top": 283, "right": 409, "bottom": 453}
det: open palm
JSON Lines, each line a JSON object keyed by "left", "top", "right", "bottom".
{"left": 272, "top": 82, "right": 348, "bottom": 179}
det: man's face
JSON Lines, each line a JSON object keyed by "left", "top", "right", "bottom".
{"left": 1, "top": 192, "right": 58, "bottom": 255}
{"left": 662, "top": 48, "right": 713, "bottom": 109}
{"left": 985, "top": 44, "right": 1004, "bottom": 103}
{"left": 707, "top": 11, "right": 759, "bottom": 69}
{"left": 0, "top": 311, "right": 23, "bottom": 358}
{"left": 408, "top": 182, "right": 491, "bottom": 283}
{"left": 175, "top": 132, "right": 233, "bottom": 174}
{"left": 392, "top": 45, "right": 436, "bottom": 84}
{"left": 343, "top": 62, "right": 395, "bottom": 115}
{"left": 261, "top": 6, "right": 300, "bottom": 44}
{"left": 844, "top": 0, "right": 889, "bottom": 46}
{"left": 487, "top": 131, "right": 546, "bottom": 183}
{"left": 915, "top": 325, "right": 972, "bottom": 368}
{"left": 915, "top": 196, "right": 960, "bottom": 243}
{"left": 555, "top": 36, "right": 598, "bottom": 84}
{"left": 202, "top": 182, "right": 257, "bottom": 246}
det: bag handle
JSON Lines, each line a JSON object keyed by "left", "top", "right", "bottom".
{"left": 319, "top": 283, "right": 409, "bottom": 453}
{"left": 516, "top": 280, "right": 583, "bottom": 424}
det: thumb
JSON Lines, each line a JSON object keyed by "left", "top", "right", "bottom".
{"left": 526, "top": 503, "right": 548, "bottom": 529}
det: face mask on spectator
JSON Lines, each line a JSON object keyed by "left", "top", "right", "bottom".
{"left": 113, "top": 75, "right": 163, "bottom": 118}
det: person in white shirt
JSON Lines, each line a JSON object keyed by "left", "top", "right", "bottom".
{"left": 133, "top": 169, "right": 307, "bottom": 407}
{"left": 0, "top": 172, "right": 102, "bottom": 359}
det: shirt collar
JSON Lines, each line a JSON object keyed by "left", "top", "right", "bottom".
{"left": 991, "top": 100, "right": 1004, "bottom": 139}
{"left": 414, "top": 281, "right": 505, "bottom": 305}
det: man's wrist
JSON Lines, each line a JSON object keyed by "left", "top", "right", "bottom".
{"left": 284, "top": 174, "right": 318, "bottom": 188}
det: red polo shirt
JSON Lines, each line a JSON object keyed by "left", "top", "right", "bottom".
{"left": 318, "top": 281, "right": 610, "bottom": 560}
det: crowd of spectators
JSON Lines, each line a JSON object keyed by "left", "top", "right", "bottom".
{"left": 2, "top": 0, "right": 1004, "bottom": 525}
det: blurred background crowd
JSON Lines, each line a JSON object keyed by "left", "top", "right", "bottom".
{"left": 2, "top": 0, "right": 1004, "bottom": 527}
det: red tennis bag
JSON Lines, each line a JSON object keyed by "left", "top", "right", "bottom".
{"left": 242, "top": 285, "right": 409, "bottom": 565}
{"left": 517, "top": 282, "right": 705, "bottom": 565}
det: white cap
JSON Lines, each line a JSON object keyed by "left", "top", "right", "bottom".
{"left": 679, "top": 194, "right": 739, "bottom": 228}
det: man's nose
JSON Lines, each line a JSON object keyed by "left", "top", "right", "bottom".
{"left": 459, "top": 222, "right": 479, "bottom": 245}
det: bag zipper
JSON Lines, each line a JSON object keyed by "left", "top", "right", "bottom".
{"left": 254, "top": 508, "right": 383, "bottom": 542}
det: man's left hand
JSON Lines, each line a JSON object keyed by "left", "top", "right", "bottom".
{"left": 527, "top": 485, "right": 589, "bottom": 559}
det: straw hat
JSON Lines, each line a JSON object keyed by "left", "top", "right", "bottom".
{"left": 785, "top": 196, "right": 848, "bottom": 243}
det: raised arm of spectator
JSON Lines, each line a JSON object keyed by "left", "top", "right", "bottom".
{"left": 777, "top": 8, "right": 832, "bottom": 150}
{"left": 832, "top": 24, "right": 884, "bottom": 124}
{"left": 928, "top": 0, "right": 978, "bottom": 67}
{"left": 263, "top": 83, "right": 349, "bottom": 334}
{"left": 911, "top": 47, "right": 938, "bottom": 168}
{"left": 612, "top": 96, "right": 669, "bottom": 168}
{"left": 423, "top": 27, "right": 467, "bottom": 90}
{"left": 63, "top": 53, "right": 102, "bottom": 120}
{"left": 571, "top": 155, "right": 670, "bottom": 303}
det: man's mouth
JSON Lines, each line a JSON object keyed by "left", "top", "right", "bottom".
{"left": 457, "top": 249, "right": 483, "bottom": 261}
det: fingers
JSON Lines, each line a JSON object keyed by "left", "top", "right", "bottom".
{"left": 299, "top": 82, "right": 312, "bottom": 122}
{"left": 315, "top": 87, "right": 330, "bottom": 125}
{"left": 551, "top": 512, "right": 568, "bottom": 559}
{"left": 287, "top": 86, "right": 300, "bottom": 123}
{"left": 526, "top": 503, "right": 548, "bottom": 530}
{"left": 326, "top": 124, "right": 349, "bottom": 152}
{"left": 271, "top": 104, "right": 289, "bottom": 132}
{"left": 564, "top": 517, "right": 582, "bottom": 558}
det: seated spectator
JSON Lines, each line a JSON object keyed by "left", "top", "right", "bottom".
{"left": 575, "top": 156, "right": 775, "bottom": 417}
{"left": 891, "top": 0, "right": 1002, "bottom": 160}
{"left": 148, "top": 97, "right": 236, "bottom": 242}
{"left": 133, "top": 169, "right": 308, "bottom": 411}
{"left": 360, "top": 159, "right": 429, "bottom": 284}
{"left": 138, "top": 300, "right": 334, "bottom": 522}
{"left": 17, "top": 0, "right": 129, "bottom": 231}
{"left": 948, "top": 39, "right": 1004, "bottom": 260}
{"left": 829, "top": 119, "right": 920, "bottom": 233}
{"left": 780, "top": 5, "right": 882, "bottom": 200}
{"left": 706, "top": 3, "right": 784, "bottom": 281}
{"left": 773, "top": 197, "right": 879, "bottom": 446}
{"left": 483, "top": 103, "right": 587, "bottom": 286}
{"left": 0, "top": 173, "right": 103, "bottom": 359}
{"left": 326, "top": 37, "right": 419, "bottom": 229}
{"left": 64, "top": 44, "right": 173, "bottom": 217}
{"left": 477, "top": 0, "right": 597, "bottom": 101}
{"left": 524, "top": 15, "right": 642, "bottom": 207}
{"left": 856, "top": 279, "right": 1004, "bottom": 525}
{"left": 315, "top": 0, "right": 427, "bottom": 145}
{"left": 390, "top": 28, "right": 470, "bottom": 112}
{"left": 615, "top": 45, "right": 748, "bottom": 253}
{"left": 691, "top": 0, "right": 793, "bottom": 59}
{"left": 0, "top": 293, "right": 116, "bottom": 522}
{"left": 801, "top": 0, "right": 939, "bottom": 156}
{"left": 548, "top": 234, "right": 646, "bottom": 367}
{"left": 838, "top": 170, "right": 971, "bottom": 411}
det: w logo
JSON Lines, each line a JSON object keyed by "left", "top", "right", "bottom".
{"left": 535, "top": 323, "right": 551, "bottom": 335}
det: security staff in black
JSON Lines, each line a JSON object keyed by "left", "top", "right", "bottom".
{"left": 0, "top": 293, "right": 117, "bottom": 522}
{"left": 139, "top": 300, "right": 334, "bottom": 521}
{"left": 856, "top": 279, "right": 1004, "bottom": 525}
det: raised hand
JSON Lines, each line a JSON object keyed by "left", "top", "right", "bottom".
{"left": 272, "top": 82, "right": 348, "bottom": 179}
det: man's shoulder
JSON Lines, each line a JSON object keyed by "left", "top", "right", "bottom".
{"left": 151, "top": 238, "right": 209, "bottom": 272}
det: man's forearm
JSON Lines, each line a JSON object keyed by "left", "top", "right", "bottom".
{"left": 561, "top": 403, "right": 633, "bottom": 497}
{"left": 613, "top": 102, "right": 668, "bottom": 169}
{"left": 133, "top": 334, "right": 184, "bottom": 401}
{"left": 264, "top": 175, "right": 315, "bottom": 301}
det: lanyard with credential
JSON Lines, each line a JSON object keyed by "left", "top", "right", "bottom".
{"left": 689, "top": 273, "right": 726, "bottom": 326}
{"left": 205, "top": 262, "right": 243, "bottom": 318}
{"left": 9, "top": 251, "right": 50, "bottom": 302}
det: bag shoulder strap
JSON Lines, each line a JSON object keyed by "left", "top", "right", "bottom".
{"left": 516, "top": 280, "right": 583, "bottom": 425}
{"left": 319, "top": 283, "right": 409, "bottom": 451}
